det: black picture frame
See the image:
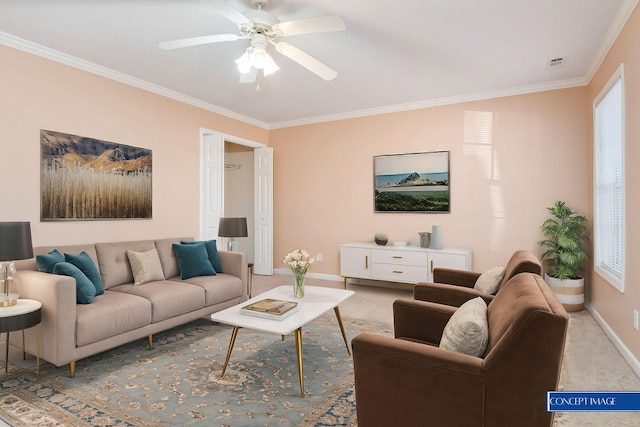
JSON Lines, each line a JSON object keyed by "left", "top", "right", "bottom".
{"left": 374, "top": 150, "right": 450, "bottom": 213}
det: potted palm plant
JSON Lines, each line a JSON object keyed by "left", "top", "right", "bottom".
{"left": 539, "top": 201, "right": 589, "bottom": 312}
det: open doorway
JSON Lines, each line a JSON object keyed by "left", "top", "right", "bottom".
{"left": 200, "top": 128, "right": 273, "bottom": 275}
{"left": 224, "top": 142, "right": 254, "bottom": 262}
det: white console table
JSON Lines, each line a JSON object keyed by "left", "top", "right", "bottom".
{"left": 340, "top": 242, "right": 472, "bottom": 287}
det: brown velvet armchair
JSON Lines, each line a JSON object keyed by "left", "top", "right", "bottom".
{"left": 413, "top": 249, "right": 543, "bottom": 307}
{"left": 352, "top": 273, "right": 568, "bottom": 427}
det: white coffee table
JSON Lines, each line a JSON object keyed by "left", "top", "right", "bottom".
{"left": 210, "top": 285, "right": 354, "bottom": 397}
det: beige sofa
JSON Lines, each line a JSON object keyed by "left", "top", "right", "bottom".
{"left": 13, "top": 237, "right": 247, "bottom": 377}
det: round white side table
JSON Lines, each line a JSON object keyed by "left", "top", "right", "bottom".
{"left": 0, "top": 299, "right": 41, "bottom": 374}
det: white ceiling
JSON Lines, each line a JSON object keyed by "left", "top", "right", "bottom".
{"left": 0, "top": 0, "right": 636, "bottom": 128}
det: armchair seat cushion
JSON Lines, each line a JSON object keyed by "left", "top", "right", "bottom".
{"left": 439, "top": 297, "right": 489, "bottom": 357}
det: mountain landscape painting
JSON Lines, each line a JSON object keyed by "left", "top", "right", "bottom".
{"left": 374, "top": 151, "right": 450, "bottom": 212}
{"left": 41, "top": 130, "right": 152, "bottom": 220}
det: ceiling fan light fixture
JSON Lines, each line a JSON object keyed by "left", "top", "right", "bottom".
{"left": 262, "top": 55, "right": 280, "bottom": 76}
{"left": 235, "top": 50, "right": 252, "bottom": 74}
{"left": 250, "top": 46, "right": 271, "bottom": 69}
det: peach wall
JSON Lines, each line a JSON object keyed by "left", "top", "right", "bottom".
{"left": 270, "top": 87, "right": 590, "bottom": 276}
{"left": 588, "top": 4, "right": 640, "bottom": 360}
{"left": 0, "top": 44, "right": 267, "bottom": 246}
{"left": 5, "top": 16, "right": 637, "bottom": 362}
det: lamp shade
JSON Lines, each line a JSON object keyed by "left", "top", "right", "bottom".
{"left": 218, "top": 217, "right": 248, "bottom": 238}
{"left": 0, "top": 222, "right": 33, "bottom": 261}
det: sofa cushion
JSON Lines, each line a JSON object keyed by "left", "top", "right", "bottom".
{"left": 172, "top": 243, "right": 216, "bottom": 279}
{"left": 180, "top": 240, "right": 223, "bottom": 273}
{"left": 95, "top": 240, "right": 156, "bottom": 289}
{"left": 35, "top": 249, "right": 64, "bottom": 273}
{"left": 76, "top": 291, "right": 152, "bottom": 347}
{"left": 154, "top": 237, "right": 193, "bottom": 279}
{"left": 65, "top": 251, "right": 105, "bottom": 295}
{"left": 439, "top": 297, "right": 489, "bottom": 357}
{"left": 52, "top": 262, "right": 96, "bottom": 304}
{"left": 109, "top": 281, "right": 205, "bottom": 323}
{"left": 474, "top": 266, "right": 506, "bottom": 295}
{"left": 180, "top": 273, "right": 243, "bottom": 306}
{"left": 127, "top": 248, "right": 165, "bottom": 286}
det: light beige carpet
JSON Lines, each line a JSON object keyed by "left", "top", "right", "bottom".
{"left": 554, "top": 310, "right": 640, "bottom": 426}
{"left": 4, "top": 275, "right": 640, "bottom": 425}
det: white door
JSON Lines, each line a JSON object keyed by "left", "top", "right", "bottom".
{"left": 201, "top": 133, "right": 224, "bottom": 241}
{"left": 254, "top": 147, "right": 273, "bottom": 275}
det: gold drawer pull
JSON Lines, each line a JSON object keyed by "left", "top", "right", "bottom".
{"left": 393, "top": 270, "right": 403, "bottom": 274}
{"left": 430, "top": 260, "right": 434, "bottom": 272}
{"left": 365, "top": 256, "right": 369, "bottom": 269}
{"left": 392, "top": 256, "right": 403, "bottom": 259}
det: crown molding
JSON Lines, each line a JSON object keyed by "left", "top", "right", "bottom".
{"left": 585, "top": 0, "right": 639, "bottom": 83}
{"left": 0, "top": 31, "right": 270, "bottom": 130}
{"left": 2, "top": 0, "right": 637, "bottom": 131}
{"left": 269, "top": 77, "right": 588, "bottom": 129}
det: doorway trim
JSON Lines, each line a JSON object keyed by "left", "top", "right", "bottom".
{"left": 199, "top": 128, "right": 272, "bottom": 274}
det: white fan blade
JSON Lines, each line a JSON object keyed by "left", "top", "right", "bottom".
{"left": 201, "top": 0, "right": 251, "bottom": 26}
{"left": 275, "top": 42, "right": 337, "bottom": 81}
{"left": 159, "top": 34, "right": 242, "bottom": 50}
{"left": 239, "top": 67, "right": 258, "bottom": 83}
{"left": 273, "top": 16, "right": 345, "bottom": 37}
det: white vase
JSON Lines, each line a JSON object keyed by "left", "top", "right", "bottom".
{"left": 430, "top": 225, "right": 443, "bottom": 250}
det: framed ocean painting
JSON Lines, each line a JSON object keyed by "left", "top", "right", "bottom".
{"left": 374, "top": 150, "right": 450, "bottom": 212}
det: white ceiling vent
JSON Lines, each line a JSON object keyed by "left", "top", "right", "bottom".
{"left": 547, "top": 56, "right": 566, "bottom": 70}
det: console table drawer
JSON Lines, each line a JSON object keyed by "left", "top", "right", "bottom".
{"left": 371, "top": 263, "right": 429, "bottom": 283}
{"left": 371, "top": 250, "right": 427, "bottom": 267}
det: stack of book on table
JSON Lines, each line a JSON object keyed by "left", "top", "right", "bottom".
{"left": 240, "top": 298, "right": 299, "bottom": 320}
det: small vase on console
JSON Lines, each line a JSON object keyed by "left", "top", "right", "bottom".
{"left": 419, "top": 232, "right": 431, "bottom": 248}
{"left": 430, "top": 225, "right": 443, "bottom": 249}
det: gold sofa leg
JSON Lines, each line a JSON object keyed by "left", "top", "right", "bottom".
{"left": 69, "top": 361, "right": 76, "bottom": 378}
{"left": 148, "top": 335, "right": 153, "bottom": 350}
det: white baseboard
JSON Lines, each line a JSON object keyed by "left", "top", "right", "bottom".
{"left": 272, "top": 268, "right": 343, "bottom": 283}
{"left": 586, "top": 303, "right": 640, "bottom": 378}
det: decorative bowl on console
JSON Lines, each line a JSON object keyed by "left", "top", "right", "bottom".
{"left": 374, "top": 234, "right": 388, "bottom": 246}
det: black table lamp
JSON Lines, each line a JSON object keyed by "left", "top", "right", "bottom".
{"left": 218, "top": 217, "right": 248, "bottom": 251}
{"left": 0, "top": 222, "right": 34, "bottom": 306}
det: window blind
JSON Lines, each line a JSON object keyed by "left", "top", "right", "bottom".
{"left": 594, "top": 72, "right": 624, "bottom": 290}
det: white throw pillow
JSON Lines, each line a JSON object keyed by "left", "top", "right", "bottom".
{"left": 439, "top": 297, "right": 489, "bottom": 357}
{"left": 474, "top": 266, "right": 506, "bottom": 295}
{"left": 127, "top": 248, "right": 165, "bottom": 286}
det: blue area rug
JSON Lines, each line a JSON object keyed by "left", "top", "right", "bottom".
{"left": 0, "top": 314, "right": 391, "bottom": 426}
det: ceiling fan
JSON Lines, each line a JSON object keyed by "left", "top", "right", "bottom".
{"left": 159, "top": 0, "right": 346, "bottom": 83}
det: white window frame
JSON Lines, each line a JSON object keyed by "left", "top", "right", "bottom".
{"left": 593, "top": 63, "right": 625, "bottom": 292}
